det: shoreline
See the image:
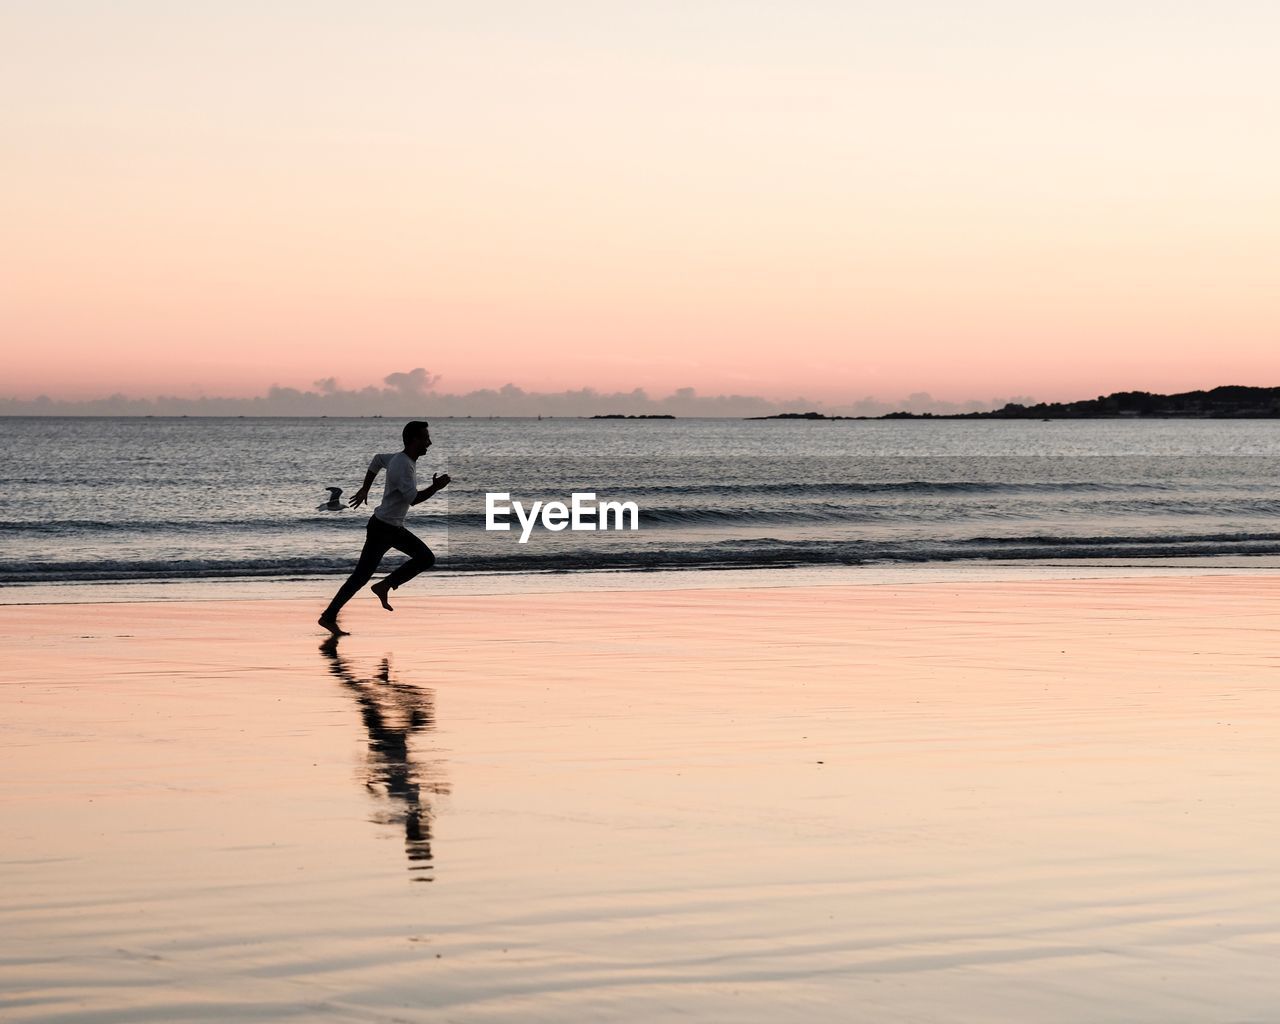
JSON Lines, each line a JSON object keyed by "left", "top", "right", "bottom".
{"left": 6, "top": 554, "right": 1280, "bottom": 607}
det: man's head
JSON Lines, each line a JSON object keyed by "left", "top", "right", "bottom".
{"left": 402, "top": 420, "right": 431, "bottom": 456}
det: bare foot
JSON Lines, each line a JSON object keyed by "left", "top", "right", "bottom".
{"left": 318, "top": 616, "right": 349, "bottom": 637}
{"left": 371, "top": 581, "right": 394, "bottom": 611}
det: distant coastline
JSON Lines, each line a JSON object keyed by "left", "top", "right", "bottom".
{"left": 6, "top": 385, "right": 1280, "bottom": 420}
{"left": 750, "top": 386, "right": 1280, "bottom": 420}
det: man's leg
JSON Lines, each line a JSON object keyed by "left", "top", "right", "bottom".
{"left": 321, "top": 521, "right": 393, "bottom": 629}
{"left": 370, "top": 527, "right": 435, "bottom": 611}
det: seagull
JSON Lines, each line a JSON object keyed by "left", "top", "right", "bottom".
{"left": 318, "top": 487, "right": 345, "bottom": 511}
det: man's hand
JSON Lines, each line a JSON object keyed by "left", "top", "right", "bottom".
{"left": 432, "top": 473, "right": 452, "bottom": 492}
{"left": 348, "top": 487, "right": 370, "bottom": 508}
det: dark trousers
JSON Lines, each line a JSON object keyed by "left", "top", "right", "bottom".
{"left": 324, "top": 515, "right": 435, "bottom": 618}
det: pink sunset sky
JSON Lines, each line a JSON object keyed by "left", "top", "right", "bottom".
{"left": 3, "top": 2, "right": 1277, "bottom": 406}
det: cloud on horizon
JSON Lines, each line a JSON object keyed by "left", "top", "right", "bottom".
{"left": 0, "top": 370, "right": 1030, "bottom": 418}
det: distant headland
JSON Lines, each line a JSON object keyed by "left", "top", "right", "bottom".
{"left": 750, "top": 386, "right": 1280, "bottom": 420}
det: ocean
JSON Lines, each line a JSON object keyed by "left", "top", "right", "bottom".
{"left": 3, "top": 416, "right": 1280, "bottom": 587}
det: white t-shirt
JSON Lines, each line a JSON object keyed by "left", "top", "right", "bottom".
{"left": 369, "top": 451, "right": 418, "bottom": 527}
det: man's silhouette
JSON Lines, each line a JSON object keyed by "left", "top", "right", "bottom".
{"left": 319, "top": 420, "right": 451, "bottom": 636}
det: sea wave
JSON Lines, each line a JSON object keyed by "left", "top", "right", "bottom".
{"left": 627, "top": 480, "right": 1173, "bottom": 496}
{"left": 0, "top": 515, "right": 403, "bottom": 535}
{"left": 6, "top": 490, "right": 1280, "bottom": 537}
{"left": 7, "top": 531, "right": 1280, "bottom": 584}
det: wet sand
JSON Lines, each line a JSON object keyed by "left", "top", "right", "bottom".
{"left": 3, "top": 574, "right": 1279, "bottom": 1022}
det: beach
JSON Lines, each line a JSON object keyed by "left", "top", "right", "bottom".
{"left": 9, "top": 0, "right": 1280, "bottom": 1017}
{"left": 4, "top": 569, "right": 1279, "bottom": 1022}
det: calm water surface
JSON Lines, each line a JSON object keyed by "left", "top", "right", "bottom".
{"left": 3, "top": 417, "right": 1280, "bottom": 584}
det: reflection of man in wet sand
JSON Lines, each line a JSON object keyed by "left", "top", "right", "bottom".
{"left": 320, "top": 638, "right": 449, "bottom": 880}
{"left": 319, "top": 420, "right": 451, "bottom": 636}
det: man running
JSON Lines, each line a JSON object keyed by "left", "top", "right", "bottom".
{"left": 319, "top": 420, "right": 451, "bottom": 636}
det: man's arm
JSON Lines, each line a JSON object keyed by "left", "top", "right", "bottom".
{"left": 348, "top": 455, "right": 388, "bottom": 507}
{"left": 411, "top": 473, "right": 452, "bottom": 505}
